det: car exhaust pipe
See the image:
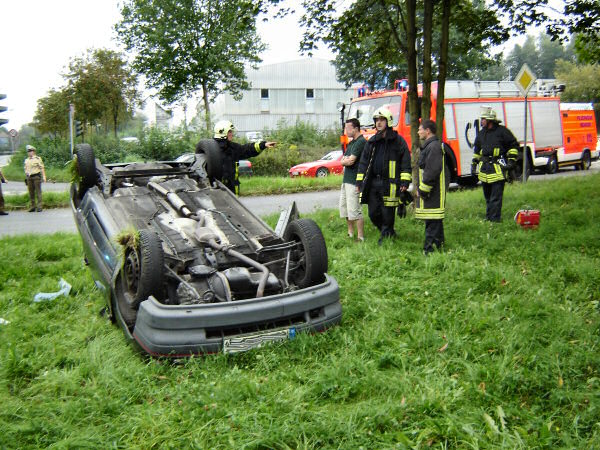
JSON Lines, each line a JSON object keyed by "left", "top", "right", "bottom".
{"left": 148, "top": 181, "right": 196, "bottom": 218}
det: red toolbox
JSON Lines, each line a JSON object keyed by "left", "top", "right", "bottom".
{"left": 514, "top": 209, "right": 540, "bottom": 229}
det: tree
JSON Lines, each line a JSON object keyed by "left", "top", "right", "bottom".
{"left": 116, "top": 0, "right": 267, "bottom": 132}
{"left": 554, "top": 61, "right": 600, "bottom": 105}
{"left": 33, "top": 89, "right": 71, "bottom": 139}
{"left": 300, "top": 0, "right": 508, "bottom": 180}
{"left": 573, "top": 32, "right": 600, "bottom": 64}
{"left": 65, "top": 49, "right": 139, "bottom": 137}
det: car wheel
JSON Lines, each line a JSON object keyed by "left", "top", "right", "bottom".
{"left": 546, "top": 154, "right": 558, "bottom": 174}
{"left": 195, "top": 139, "right": 223, "bottom": 180}
{"left": 75, "top": 143, "right": 98, "bottom": 197}
{"left": 580, "top": 150, "right": 591, "bottom": 170}
{"left": 284, "top": 218, "right": 328, "bottom": 288}
{"left": 116, "top": 229, "right": 165, "bottom": 328}
{"left": 316, "top": 167, "right": 329, "bottom": 177}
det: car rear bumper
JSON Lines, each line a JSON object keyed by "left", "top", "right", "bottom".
{"left": 132, "top": 274, "right": 342, "bottom": 357}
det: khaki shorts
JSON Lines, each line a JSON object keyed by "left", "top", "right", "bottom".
{"left": 339, "top": 183, "right": 363, "bottom": 220}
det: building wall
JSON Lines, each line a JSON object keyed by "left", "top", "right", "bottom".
{"left": 210, "top": 59, "right": 354, "bottom": 133}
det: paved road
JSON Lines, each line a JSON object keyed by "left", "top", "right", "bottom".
{"left": 1, "top": 161, "right": 598, "bottom": 237}
{"left": 0, "top": 190, "right": 341, "bottom": 237}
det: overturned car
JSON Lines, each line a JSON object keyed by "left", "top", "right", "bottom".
{"left": 70, "top": 141, "right": 341, "bottom": 357}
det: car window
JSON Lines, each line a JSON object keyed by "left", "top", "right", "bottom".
{"left": 320, "top": 151, "right": 343, "bottom": 161}
{"left": 85, "top": 211, "right": 117, "bottom": 268}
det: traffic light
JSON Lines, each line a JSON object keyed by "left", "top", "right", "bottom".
{"left": 0, "top": 94, "right": 7, "bottom": 127}
{"left": 75, "top": 120, "right": 83, "bottom": 137}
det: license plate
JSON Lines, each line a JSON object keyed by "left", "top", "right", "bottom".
{"left": 223, "top": 327, "right": 296, "bottom": 353}
{"left": 291, "top": 171, "right": 299, "bottom": 176}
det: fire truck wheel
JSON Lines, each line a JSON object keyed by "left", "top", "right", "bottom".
{"left": 580, "top": 151, "right": 591, "bottom": 170}
{"left": 545, "top": 155, "right": 558, "bottom": 174}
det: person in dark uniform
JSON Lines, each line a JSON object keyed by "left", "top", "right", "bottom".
{"left": 472, "top": 107, "right": 519, "bottom": 222}
{"left": 415, "top": 120, "right": 449, "bottom": 254}
{"left": 202, "top": 120, "right": 276, "bottom": 195}
{"left": 356, "top": 107, "right": 411, "bottom": 245}
{"left": 0, "top": 167, "right": 7, "bottom": 215}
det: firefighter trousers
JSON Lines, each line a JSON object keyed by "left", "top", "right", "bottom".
{"left": 367, "top": 181, "right": 396, "bottom": 240}
{"left": 482, "top": 181, "right": 504, "bottom": 222}
{"left": 424, "top": 219, "right": 444, "bottom": 254}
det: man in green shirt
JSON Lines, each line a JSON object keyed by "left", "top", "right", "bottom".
{"left": 339, "top": 118, "right": 366, "bottom": 241}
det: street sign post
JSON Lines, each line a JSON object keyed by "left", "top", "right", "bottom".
{"left": 9, "top": 129, "right": 17, "bottom": 138}
{"left": 514, "top": 64, "right": 537, "bottom": 183}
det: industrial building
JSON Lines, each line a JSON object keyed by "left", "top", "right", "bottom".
{"left": 209, "top": 58, "right": 354, "bottom": 133}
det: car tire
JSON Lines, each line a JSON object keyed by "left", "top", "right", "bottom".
{"left": 316, "top": 167, "right": 329, "bottom": 177}
{"left": 546, "top": 154, "right": 558, "bottom": 174}
{"left": 195, "top": 139, "right": 223, "bottom": 180}
{"left": 283, "top": 218, "right": 328, "bottom": 288}
{"left": 116, "top": 229, "right": 165, "bottom": 328}
{"left": 75, "top": 143, "right": 98, "bottom": 197}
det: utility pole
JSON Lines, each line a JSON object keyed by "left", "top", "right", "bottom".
{"left": 69, "top": 104, "right": 75, "bottom": 157}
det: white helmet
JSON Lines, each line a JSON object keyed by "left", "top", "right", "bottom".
{"left": 480, "top": 106, "right": 502, "bottom": 123}
{"left": 214, "top": 120, "right": 235, "bottom": 139}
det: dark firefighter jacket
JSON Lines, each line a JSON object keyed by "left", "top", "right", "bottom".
{"left": 472, "top": 123, "right": 519, "bottom": 183}
{"left": 356, "top": 128, "right": 411, "bottom": 207}
{"left": 214, "top": 139, "right": 266, "bottom": 194}
{"left": 415, "top": 136, "right": 450, "bottom": 220}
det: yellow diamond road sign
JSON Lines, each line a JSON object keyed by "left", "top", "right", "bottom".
{"left": 514, "top": 63, "right": 537, "bottom": 96}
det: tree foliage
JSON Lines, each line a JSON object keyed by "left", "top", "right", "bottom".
{"left": 33, "top": 49, "right": 139, "bottom": 139}
{"left": 66, "top": 49, "right": 139, "bottom": 137}
{"left": 554, "top": 61, "right": 600, "bottom": 105}
{"left": 33, "top": 89, "right": 70, "bottom": 138}
{"left": 116, "top": 0, "right": 268, "bottom": 132}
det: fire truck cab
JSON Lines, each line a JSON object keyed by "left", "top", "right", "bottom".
{"left": 346, "top": 80, "right": 597, "bottom": 184}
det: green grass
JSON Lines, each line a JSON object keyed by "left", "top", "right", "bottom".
{"left": 1, "top": 174, "right": 599, "bottom": 448}
{"left": 3, "top": 191, "right": 71, "bottom": 210}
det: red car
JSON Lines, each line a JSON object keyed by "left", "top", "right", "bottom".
{"left": 288, "top": 150, "right": 344, "bottom": 177}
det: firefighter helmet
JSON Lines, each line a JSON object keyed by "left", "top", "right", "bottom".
{"left": 214, "top": 120, "right": 235, "bottom": 139}
{"left": 480, "top": 106, "right": 502, "bottom": 123}
{"left": 372, "top": 107, "right": 393, "bottom": 127}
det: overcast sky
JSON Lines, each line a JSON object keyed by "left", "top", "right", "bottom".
{"left": 0, "top": 0, "right": 332, "bottom": 130}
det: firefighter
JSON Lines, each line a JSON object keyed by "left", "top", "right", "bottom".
{"left": 356, "top": 107, "right": 411, "bottom": 244}
{"left": 202, "top": 120, "right": 276, "bottom": 195}
{"left": 416, "top": 120, "right": 450, "bottom": 254}
{"left": 471, "top": 106, "right": 519, "bottom": 222}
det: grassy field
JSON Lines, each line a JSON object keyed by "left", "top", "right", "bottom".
{"left": 0, "top": 174, "right": 599, "bottom": 448}
{"left": 2, "top": 175, "right": 342, "bottom": 210}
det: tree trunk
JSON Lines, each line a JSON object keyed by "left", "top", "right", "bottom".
{"left": 113, "top": 103, "right": 119, "bottom": 138}
{"left": 405, "top": 0, "right": 420, "bottom": 187}
{"left": 421, "top": 0, "right": 433, "bottom": 122}
{"left": 202, "top": 80, "right": 211, "bottom": 134}
{"left": 436, "top": 0, "right": 451, "bottom": 139}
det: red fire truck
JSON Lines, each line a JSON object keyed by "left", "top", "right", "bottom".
{"left": 345, "top": 80, "right": 598, "bottom": 184}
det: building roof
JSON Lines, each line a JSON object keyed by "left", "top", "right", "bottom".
{"left": 247, "top": 58, "right": 346, "bottom": 89}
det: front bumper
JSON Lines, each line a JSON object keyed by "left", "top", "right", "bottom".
{"left": 132, "top": 275, "right": 342, "bottom": 357}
